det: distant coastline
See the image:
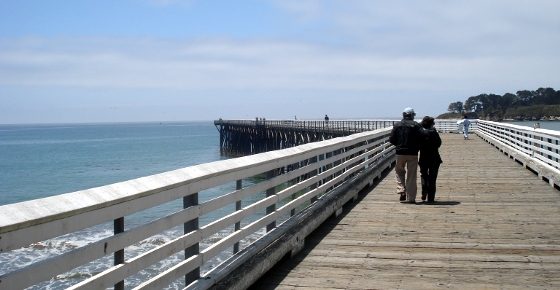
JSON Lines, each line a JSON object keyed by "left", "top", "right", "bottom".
{"left": 437, "top": 109, "right": 560, "bottom": 122}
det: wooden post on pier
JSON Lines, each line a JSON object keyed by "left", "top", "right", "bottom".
{"left": 266, "top": 169, "right": 276, "bottom": 232}
{"left": 184, "top": 193, "right": 200, "bottom": 285}
{"left": 114, "top": 217, "right": 125, "bottom": 290}
{"left": 234, "top": 180, "right": 242, "bottom": 254}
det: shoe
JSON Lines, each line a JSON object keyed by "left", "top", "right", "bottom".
{"left": 399, "top": 194, "right": 406, "bottom": 201}
{"left": 400, "top": 200, "right": 416, "bottom": 204}
{"left": 421, "top": 192, "right": 427, "bottom": 201}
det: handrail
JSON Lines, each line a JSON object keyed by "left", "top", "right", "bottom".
{"left": 476, "top": 120, "right": 560, "bottom": 186}
{"left": 0, "top": 127, "right": 395, "bottom": 289}
{"left": 434, "top": 119, "right": 479, "bottom": 132}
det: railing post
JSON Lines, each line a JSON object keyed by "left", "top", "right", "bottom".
{"left": 266, "top": 170, "right": 276, "bottom": 232}
{"left": 234, "top": 180, "right": 242, "bottom": 253}
{"left": 317, "top": 153, "right": 324, "bottom": 187}
{"left": 290, "top": 160, "right": 300, "bottom": 217}
{"left": 114, "top": 217, "right": 125, "bottom": 290}
{"left": 309, "top": 155, "right": 319, "bottom": 203}
{"left": 184, "top": 193, "right": 200, "bottom": 286}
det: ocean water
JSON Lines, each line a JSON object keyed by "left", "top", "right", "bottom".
{"left": 0, "top": 122, "right": 269, "bottom": 289}
{"left": 501, "top": 120, "right": 560, "bottom": 131}
{"left": 0, "top": 122, "right": 225, "bottom": 205}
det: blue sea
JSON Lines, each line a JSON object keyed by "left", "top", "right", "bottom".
{"left": 501, "top": 120, "right": 560, "bottom": 131}
{"left": 0, "top": 122, "right": 225, "bottom": 205}
{"left": 0, "top": 121, "right": 258, "bottom": 289}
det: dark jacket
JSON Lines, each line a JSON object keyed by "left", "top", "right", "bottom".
{"left": 389, "top": 118, "right": 423, "bottom": 155}
{"left": 419, "top": 128, "right": 443, "bottom": 165}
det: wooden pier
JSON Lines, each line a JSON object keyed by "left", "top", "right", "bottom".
{"left": 249, "top": 132, "right": 560, "bottom": 289}
{"left": 3, "top": 120, "right": 558, "bottom": 289}
{"left": 214, "top": 120, "right": 397, "bottom": 155}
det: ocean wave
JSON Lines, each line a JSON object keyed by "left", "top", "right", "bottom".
{"left": 1, "top": 224, "right": 269, "bottom": 289}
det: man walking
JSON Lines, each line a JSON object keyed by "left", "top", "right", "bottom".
{"left": 389, "top": 107, "right": 423, "bottom": 203}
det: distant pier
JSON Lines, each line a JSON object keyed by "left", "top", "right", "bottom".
{"left": 214, "top": 119, "right": 397, "bottom": 155}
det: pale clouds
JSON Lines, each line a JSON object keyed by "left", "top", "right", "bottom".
{"left": 1, "top": 0, "right": 559, "bottom": 123}
{"left": 1, "top": 33, "right": 557, "bottom": 93}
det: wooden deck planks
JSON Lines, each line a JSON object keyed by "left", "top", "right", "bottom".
{"left": 249, "top": 132, "right": 560, "bottom": 289}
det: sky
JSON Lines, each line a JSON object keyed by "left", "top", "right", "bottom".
{"left": 1, "top": 0, "right": 559, "bottom": 124}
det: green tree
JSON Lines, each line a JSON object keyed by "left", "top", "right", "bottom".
{"left": 487, "top": 94, "right": 501, "bottom": 112}
{"left": 442, "top": 87, "right": 558, "bottom": 120}
{"left": 464, "top": 96, "right": 477, "bottom": 112}
{"left": 464, "top": 94, "right": 488, "bottom": 113}
{"left": 534, "top": 87, "right": 558, "bottom": 105}
{"left": 447, "top": 101, "right": 464, "bottom": 113}
{"left": 500, "top": 93, "right": 519, "bottom": 112}
{"left": 517, "top": 90, "right": 534, "bottom": 106}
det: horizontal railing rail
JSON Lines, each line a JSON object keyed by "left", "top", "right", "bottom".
{"left": 434, "top": 119, "right": 479, "bottom": 133}
{"left": 0, "top": 127, "right": 395, "bottom": 289}
{"left": 476, "top": 120, "right": 560, "bottom": 187}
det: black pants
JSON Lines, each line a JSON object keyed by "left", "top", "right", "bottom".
{"left": 420, "top": 163, "right": 440, "bottom": 202}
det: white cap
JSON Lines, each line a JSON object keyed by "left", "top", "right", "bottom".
{"left": 403, "top": 107, "right": 416, "bottom": 115}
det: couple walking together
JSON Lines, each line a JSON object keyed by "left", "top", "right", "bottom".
{"left": 389, "top": 107, "right": 442, "bottom": 204}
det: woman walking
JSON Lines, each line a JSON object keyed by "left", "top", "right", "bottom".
{"left": 419, "top": 116, "right": 443, "bottom": 203}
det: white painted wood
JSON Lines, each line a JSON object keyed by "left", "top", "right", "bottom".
{"left": 0, "top": 205, "right": 203, "bottom": 290}
{"left": 434, "top": 119, "right": 479, "bottom": 132}
{"left": 477, "top": 120, "right": 560, "bottom": 186}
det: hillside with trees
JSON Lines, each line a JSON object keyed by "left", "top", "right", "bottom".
{"left": 438, "top": 87, "right": 560, "bottom": 121}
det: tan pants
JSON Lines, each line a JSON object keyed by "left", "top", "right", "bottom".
{"left": 395, "top": 155, "right": 418, "bottom": 202}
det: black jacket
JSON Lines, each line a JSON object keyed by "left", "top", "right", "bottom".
{"left": 419, "top": 128, "right": 443, "bottom": 165}
{"left": 389, "top": 118, "right": 423, "bottom": 155}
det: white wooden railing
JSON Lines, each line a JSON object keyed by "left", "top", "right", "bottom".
{"left": 0, "top": 127, "right": 395, "bottom": 289}
{"left": 476, "top": 120, "right": 560, "bottom": 187}
{"left": 434, "top": 119, "right": 479, "bottom": 133}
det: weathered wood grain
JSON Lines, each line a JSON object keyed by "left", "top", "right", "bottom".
{"left": 250, "top": 132, "right": 560, "bottom": 289}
